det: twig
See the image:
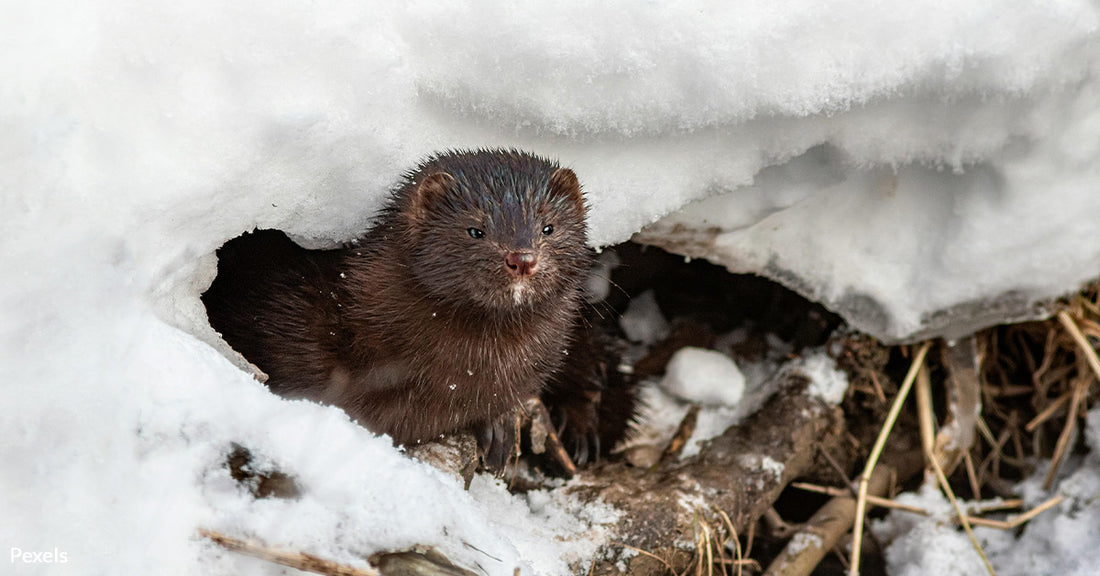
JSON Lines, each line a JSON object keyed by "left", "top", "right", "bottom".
{"left": 928, "top": 456, "right": 997, "bottom": 574}
{"left": 524, "top": 397, "right": 577, "bottom": 477}
{"left": 868, "top": 371, "right": 887, "bottom": 404}
{"left": 769, "top": 459, "right": 917, "bottom": 576}
{"left": 1030, "top": 329, "right": 1059, "bottom": 390}
{"left": 762, "top": 508, "right": 797, "bottom": 539}
{"left": 818, "top": 444, "right": 855, "bottom": 487}
{"left": 692, "top": 511, "right": 714, "bottom": 576}
{"left": 963, "top": 450, "right": 982, "bottom": 499}
{"left": 704, "top": 518, "right": 715, "bottom": 576}
{"left": 919, "top": 389, "right": 996, "bottom": 576}
{"left": 962, "top": 495, "right": 1064, "bottom": 529}
{"left": 849, "top": 341, "right": 931, "bottom": 576}
{"left": 832, "top": 546, "right": 850, "bottom": 570}
{"left": 1025, "top": 391, "right": 1071, "bottom": 433}
{"left": 198, "top": 528, "right": 379, "bottom": 576}
{"left": 1041, "top": 311, "right": 1099, "bottom": 489}
{"left": 716, "top": 510, "right": 748, "bottom": 576}
{"left": 985, "top": 385, "right": 1034, "bottom": 398}
{"left": 744, "top": 519, "right": 756, "bottom": 561}
{"left": 612, "top": 542, "right": 677, "bottom": 576}
{"left": 1009, "top": 411, "right": 1026, "bottom": 468}
{"left": 1058, "top": 310, "right": 1100, "bottom": 383}
{"left": 663, "top": 404, "right": 701, "bottom": 463}
{"left": 965, "top": 499, "right": 1024, "bottom": 515}
{"left": 792, "top": 483, "right": 1051, "bottom": 532}
{"left": 915, "top": 363, "right": 935, "bottom": 461}
{"left": 912, "top": 343, "right": 995, "bottom": 574}
{"left": 1042, "top": 367, "right": 1090, "bottom": 489}
{"left": 711, "top": 512, "right": 730, "bottom": 576}
{"left": 1080, "top": 297, "right": 1100, "bottom": 318}
{"left": 976, "top": 416, "right": 998, "bottom": 452}
{"left": 790, "top": 482, "right": 928, "bottom": 515}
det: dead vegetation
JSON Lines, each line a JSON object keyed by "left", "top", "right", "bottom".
{"left": 581, "top": 279, "right": 1099, "bottom": 576}
{"left": 758, "top": 283, "right": 1100, "bottom": 576}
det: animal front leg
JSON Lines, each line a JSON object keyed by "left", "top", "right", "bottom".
{"left": 474, "top": 410, "right": 522, "bottom": 472}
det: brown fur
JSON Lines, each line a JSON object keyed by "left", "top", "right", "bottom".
{"left": 203, "top": 150, "right": 592, "bottom": 460}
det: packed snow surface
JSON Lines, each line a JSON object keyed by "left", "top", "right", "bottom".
{"left": 4, "top": 1, "right": 1100, "bottom": 574}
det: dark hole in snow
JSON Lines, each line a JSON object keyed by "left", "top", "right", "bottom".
{"left": 603, "top": 241, "right": 842, "bottom": 350}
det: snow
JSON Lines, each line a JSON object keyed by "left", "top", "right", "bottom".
{"left": 736, "top": 454, "right": 785, "bottom": 491}
{"left": 467, "top": 476, "right": 622, "bottom": 575}
{"left": 630, "top": 5, "right": 1100, "bottom": 342}
{"left": 876, "top": 408, "right": 1100, "bottom": 576}
{"left": 798, "top": 354, "right": 850, "bottom": 405}
{"left": 584, "top": 250, "right": 620, "bottom": 304}
{"left": 637, "top": 140, "right": 1100, "bottom": 342}
{"left": 660, "top": 347, "right": 746, "bottom": 406}
{"left": 4, "top": 1, "right": 1100, "bottom": 574}
{"left": 623, "top": 345, "right": 840, "bottom": 461}
{"left": 618, "top": 289, "right": 669, "bottom": 346}
{"left": 786, "top": 532, "right": 824, "bottom": 556}
{"left": 874, "top": 485, "right": 998, "bottom": 576}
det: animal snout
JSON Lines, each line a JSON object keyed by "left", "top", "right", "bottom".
{"left": 505, "top": 251, "right": 538, "bottom": 278}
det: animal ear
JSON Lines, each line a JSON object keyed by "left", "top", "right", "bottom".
{"left": 412, "top": 172, "right": 455, "bottom": 217}
{"left": 548, "top": 167, "right": 584, "bottom": 211}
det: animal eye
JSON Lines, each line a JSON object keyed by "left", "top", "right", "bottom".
{"left": 542, "top": 224, "right": 554, "bottom": 235}
{"left": 467, "top": 227, "right": 485, "bottom": 239}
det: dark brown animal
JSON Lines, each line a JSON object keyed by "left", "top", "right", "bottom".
{"left": 203, "top": 149, "right": 594, "bottom": 466}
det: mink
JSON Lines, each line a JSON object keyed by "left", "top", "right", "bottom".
{"left": 203, "top": 149, "right": 599, "bottom": 467}
{"left": 541, "top": 308, "right": 637, "bottom": 465}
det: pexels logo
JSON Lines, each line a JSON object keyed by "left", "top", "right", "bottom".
{"left": 10, "top": 547, "right": 69, "bottom": 564}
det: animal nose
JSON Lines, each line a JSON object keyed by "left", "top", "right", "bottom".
{"left": 505, "top": 251, "right": 538, "bottom": 278}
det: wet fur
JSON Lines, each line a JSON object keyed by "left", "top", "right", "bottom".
{"left": 203, "top": 150, "right": 592, "bottom": 453}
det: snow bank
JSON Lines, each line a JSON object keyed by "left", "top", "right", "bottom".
{"left": 4, "top": 1, "right": 1099, "bottom": 574}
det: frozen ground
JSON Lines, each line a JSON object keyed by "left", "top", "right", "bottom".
{"left": 3, "top": 1, "right": 1099, "bottom": 574}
